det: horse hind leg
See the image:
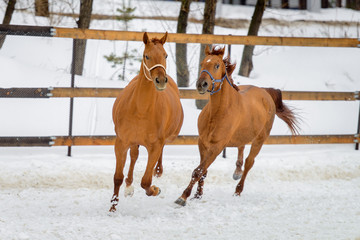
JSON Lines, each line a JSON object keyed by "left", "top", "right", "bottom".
{"left": 109, "top": 139, "right": 128, "bottom": 212}
{"left": 235, "top": 136, "right": 266, "bottom": 196}
{"left": 153, "top": 146, "right": 164, "bottom": 178}
{"left": 192, "top": 170, "right": 207, "bottom": 200}
{"left": 233, "top": 145, "right": 245, "bottom": 180}
{"left": 124, "top": 145, "right": 139, "bottom": 197}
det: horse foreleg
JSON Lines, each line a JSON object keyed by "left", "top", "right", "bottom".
{"left": 175, "top": 148, "right": 220, "bottom": 206}
{"left": 109, "top": 139, "right": 128, "bottom": 212}
{"left": 235, "top": 140, "right": 264, "bottom": 196}
{"left": 192, "top": 140, "right": 207, "bottom": 200}
{"left": 153, "top": 146, "right": 164, "bottom": 178}
{"left": 233, "top": 145, "right": 245, "bottom": 180}
{"left": 124, "top": 145, "right": 139, "bottom": 197}
{"left": 141, "top": 144, "right": 163, "bottom": 196}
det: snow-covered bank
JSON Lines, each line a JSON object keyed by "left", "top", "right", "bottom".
{"left": 0, "top": 145, "right": 359, "bottom": 240}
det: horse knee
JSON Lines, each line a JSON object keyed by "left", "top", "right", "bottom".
{"left": 114, "top": 177, "right": 123, "bottom": 187}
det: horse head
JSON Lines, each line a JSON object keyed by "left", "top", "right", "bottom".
{"left": 142, "top": 32, "right": 168, "bottom": 91}
{"left": 197, "top": 45, "right": 226, "bottom": 94}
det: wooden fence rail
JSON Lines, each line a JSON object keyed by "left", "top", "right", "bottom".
{"left": 0, "top": 134, "right": 359, "bottom": 147}
{"left": 1, "top": 88, "right": 359, "bottom": 101}
{"left": 1, "top": 25, "right": 360, "bottom": 47}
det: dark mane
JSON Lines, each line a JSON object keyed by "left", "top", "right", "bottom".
{"left": 209, "top": 46, "right": 225, "bottom": 56}
{"left": 151, "top": 38, "right": 162, "bottom": 44}
{"left": 223, "top": 56, "right": 236, "bottom": 76}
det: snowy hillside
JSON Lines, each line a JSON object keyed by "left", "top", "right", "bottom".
{"left": 0, "top": 1, "right": 360, "bottom": 239}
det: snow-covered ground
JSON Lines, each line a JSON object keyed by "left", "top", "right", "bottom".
{"left": 0, "top": 1, "right": 360, "bottom": 239}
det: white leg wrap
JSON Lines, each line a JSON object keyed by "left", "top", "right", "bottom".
{"left": 124, "top": 185, "right": 134, "bottom": 197}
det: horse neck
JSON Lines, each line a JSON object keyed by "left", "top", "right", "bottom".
{"left": 133, "top": 62, "right": 158, "bottom": 111}
{"left": 208, "top": 76, "right": 238, "bottom": 115}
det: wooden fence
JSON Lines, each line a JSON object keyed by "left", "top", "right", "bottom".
{"left": 0, "top": 87, "right": 359, "bottom": 147}
{"left": 0, "top": 24, "right": 359, "bottom": 149}
{"left": 1, "top": 25, "right": 360, "bottom": 47}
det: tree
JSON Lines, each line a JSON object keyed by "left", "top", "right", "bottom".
{"left": 346, "top": 0, "right": 360, "bottom": 9}
{"left": 104, "top": 3, "right": 140, "bottom": 81}
{"left": 321, "top": 0, "right": 329, "bottom": 8}
{"left": 0, "top": 0, "right": 17, "bottom": 49}
{"left": 35, "top": 0, "right": 49, "bottom": 17}
{"left": 196, "top": 0, "right": 218, "bottom": 109}
{"left": 74, "top": 0, "right": 93, "bottom": 76}
{"left": 282, "top": 0, "right": 289, "bottom": 8}
{"left": 238, "top": 0, "right": 266, "bottom": 77}
{"left": 299, "top": 0, "right": 306, "bottom": 9}
{"left": 176, "top": 0, "right": 192, "bottom": 87}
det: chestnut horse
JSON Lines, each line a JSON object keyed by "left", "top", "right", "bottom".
{"left": 110, "top": 32, "right": 184, "bottom": 212}
{"left": 175, "top": 46, "right": 299, "bottom": 206}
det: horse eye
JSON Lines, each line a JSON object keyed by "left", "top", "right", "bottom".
{"left": 165, "top": 55, "right": 168, "bottom": 59}
{"left": 145, "top": 55, "right": 149, "bottom": 60}
{"left": 215, "top": 64, "right": 219, "bottom": 70}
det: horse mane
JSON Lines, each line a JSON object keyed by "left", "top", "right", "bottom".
{"left": 150, "top": 38, "right": 162, "bottom": 45}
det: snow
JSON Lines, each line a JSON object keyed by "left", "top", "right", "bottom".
{"left": 1, "top": 1, "right": 360, "bottom": 239}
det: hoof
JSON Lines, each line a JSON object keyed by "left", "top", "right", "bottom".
{"left": 174, "top": 197, "right": 186, "bottom": 206}
{"left": 233, "top": 171, "right": 243, "bottom": 181}
{"left": 233, "top": 192, "right": 241, "bottom": 197}
{"left": 109, "top": 205, "right": 117, "bottom": 212}
{"left": 147, "top": 185, "right": 161, "bottom": 196}
{"left": 124, "top": 185, "right": 134, "bottom": 197}
{"left": 191, "top": 194, "right": 202, "bottom": 201}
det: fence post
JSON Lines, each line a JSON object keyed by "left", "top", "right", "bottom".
{"left": 67, "top": 39, "right": 76, "bottom": 157}
{"left": 356, "top": 99, "right": 360, "bottom": 150}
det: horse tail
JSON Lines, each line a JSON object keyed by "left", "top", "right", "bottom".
{"left": 265, "top": 88, "right": 300, "bottom": 135}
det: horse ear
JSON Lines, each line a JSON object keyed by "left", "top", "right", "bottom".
{"left": 160, "top": 32, "right": 168, "bottom": 45}
{"left": 205, "top": 45, "right": 211, "bottom": 56}
{"left": 143, "top": 32, "right": 150, "bottom": 45}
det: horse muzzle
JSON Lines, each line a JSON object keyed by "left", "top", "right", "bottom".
{"left": 154, "top": 76, "right": 168, "bottom": 91}
{"left": 196, "top": 78, "right": 210, "bottom": 94}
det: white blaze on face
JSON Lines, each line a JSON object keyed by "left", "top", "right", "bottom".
{"left": 206, "top": 59, "right": 211, "bottom": 63}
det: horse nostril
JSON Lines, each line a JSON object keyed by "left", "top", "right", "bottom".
{"left": 155, "top": 78, "right": 160, "bottom": 84}
{"left": 202, "top": 81, "right": 208, "bottom": 88}
{"left": 165, "top": 77, "right": 168, "bottom": 83}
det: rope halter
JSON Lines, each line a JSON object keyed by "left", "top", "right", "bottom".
{"left": 200, "top": 69, "right": 232, "bottom": 95}
{"left": 143, "top": 61, "right": 167, "bottom": 82}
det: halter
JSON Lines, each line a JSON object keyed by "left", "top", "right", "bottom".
{"left": 143, "top": 61, "right": 166, "bottom": 81}
{"left": 200, "top": 69, "right": 233, "bottom": 95}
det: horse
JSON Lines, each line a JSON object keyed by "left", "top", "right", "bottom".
{"left": 175, "top": 45, "right": 299, "bottom": 206}
{"left": 110, "top": 32, "right": 184, "bottom": 212}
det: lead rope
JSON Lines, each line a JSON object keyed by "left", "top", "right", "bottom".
{"left": 143, "top": 62, "right": 166, "bottom": 81}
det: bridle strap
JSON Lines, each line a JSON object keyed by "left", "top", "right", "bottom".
{"left": 201, "top": 69, "right": 232, "bottom": 95}
{"left": 143, "top": 61, "right": 166, "bottom": 81}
